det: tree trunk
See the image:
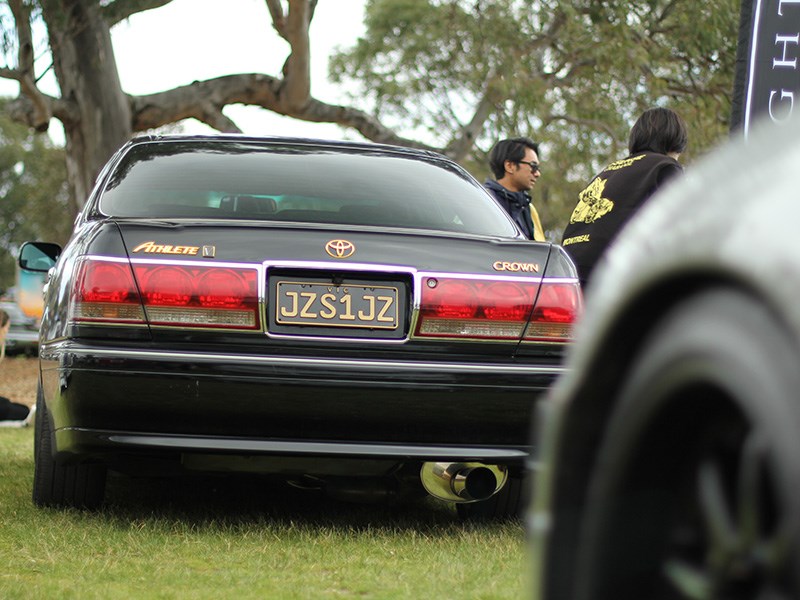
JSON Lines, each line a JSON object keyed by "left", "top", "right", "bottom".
{"left": 42, "top": 0, "right": 132, "bottom": 212}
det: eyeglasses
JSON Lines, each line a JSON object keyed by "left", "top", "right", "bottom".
{"left": 517, "top": 160, "right": 541, "bottom": 173}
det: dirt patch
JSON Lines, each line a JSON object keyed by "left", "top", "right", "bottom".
{"left": 1, "top": 356, "right": 38, "bottom": 407}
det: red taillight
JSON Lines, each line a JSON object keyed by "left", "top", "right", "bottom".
{"left": 416, "top": 277, "right": 537, "bottom": 340}
{"left": 483, "top": 282, "right": 531, "bottom": 321}
{"left": 137, "top": 266, "right": 193, "bottom": 307}
{"left": 133, "top": 264, "right": 259, "bottom": 329}
{"left": 196, "top": 269, "right": 253, "bottom": 309}
{"left": 73, "top": 260, "right": 145, "bottom": 323}
{"left": 416, "top": 276, "right": 582, "bottom": 342}
{"left": 72, "top": 258, "right": 260, "bottom": 330}
{"left": 79, "top": 261, "right": 137, "bottom": 304}
{"left": 423, "top": 279, "right": 478, "bottom": 319}
{"left": 524, "top": 282, "right": 583, "bottom": 342}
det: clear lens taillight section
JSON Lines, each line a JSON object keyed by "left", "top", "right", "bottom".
{"left": 416, "top": 276, "right": 582, "bottom": 342}
{"left": 523, "top": 281, "right": 583, "bottom": 342}
{"left": 72, "top": 259, "right": 260, "bottom": 330}
{"left": 416, "top": 277, "right": 539, "bottom": 340}
{"left": 73, "top": 260, "right": 146, "bottom": 323}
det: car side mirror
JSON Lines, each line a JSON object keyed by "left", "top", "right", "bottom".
{"left": 18, "top": 241, "right": 62, "bottom": 273}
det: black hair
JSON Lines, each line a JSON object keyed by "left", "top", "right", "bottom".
{"left": 488, "top": 137, "right": 540, "bottom": 179}
{"left": 628, "top": 107, "right": 688, "bottom": 155}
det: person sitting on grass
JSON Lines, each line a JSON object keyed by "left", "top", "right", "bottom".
{"left": 0, "top": 308, "right": 35, "bottom": 427}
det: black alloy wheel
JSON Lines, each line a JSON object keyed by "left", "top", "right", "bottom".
{"left": 571, "top": 290, "right": 800, "bottom": 600}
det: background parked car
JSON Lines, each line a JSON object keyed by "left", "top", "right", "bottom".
{"left": 0, "top": 301, "right": 39, "bottom": 356}
{"left": 528, "top": 112, "right": 800, "bottom": 599}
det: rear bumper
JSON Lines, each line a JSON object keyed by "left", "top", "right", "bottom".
{"left": 41, "top": 343, "right": 564, "bottom": 465}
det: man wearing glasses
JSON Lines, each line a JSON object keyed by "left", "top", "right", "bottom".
{"left": 484, "top": 137, "right": 545, "bottom": 241}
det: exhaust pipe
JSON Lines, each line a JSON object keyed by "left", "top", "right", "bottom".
{"left": 420, "top": 462, "right": 508, "bottom": 503}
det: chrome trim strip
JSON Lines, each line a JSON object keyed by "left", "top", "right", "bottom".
{"left": 264, "top": 259, "right": 416, "bottom": 275}
{"left": 57, "top": 346, "right": 568, "bottom": 376}
{"left": 131, "top": 257, "right": 262, "bottom": 271}
{"left": 84, "top": 254, "right": 262, "bottom": 271}
{"left": 420, "top": 270, "right": 544, "bottom": 283}
{"left": 77, "top": 255, "right": 577, "bottom": 344}
{"left": 263, "top": 331, "right": 409, "bottom": 344}
{"left": 101, "top": 434, "right": 530, "bottom": 459}
{"left": 264, "top": 260, "right": 417, "bottom": 343}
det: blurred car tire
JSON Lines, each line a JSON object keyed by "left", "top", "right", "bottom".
{"left": 571, "top": 289, "right": 800, "bottom": 598}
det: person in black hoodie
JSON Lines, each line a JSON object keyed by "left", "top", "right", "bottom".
{"left": 485, "top": 137, "right": 546, "bottom": 241}
{"left": 561, "top": 107, "right": 688, "bottom": 287}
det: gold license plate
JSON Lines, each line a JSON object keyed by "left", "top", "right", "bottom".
{"left": 275, "top": 281, "right": 399, "bottom": 329}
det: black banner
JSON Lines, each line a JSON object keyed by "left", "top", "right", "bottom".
{"left": 730, "top": 0, "right": 800, "bottom": 137}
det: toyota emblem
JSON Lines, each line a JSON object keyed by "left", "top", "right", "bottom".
{"left": 325, "top": 239, "right": 356, "bottom": 259}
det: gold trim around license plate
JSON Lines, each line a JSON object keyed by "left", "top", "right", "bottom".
{"left": 275, "top": 281, "right": 399, "bottom": 329}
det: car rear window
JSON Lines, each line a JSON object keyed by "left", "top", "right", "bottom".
{"left": 98, "top": 140, "right": 520, "bottom": 238}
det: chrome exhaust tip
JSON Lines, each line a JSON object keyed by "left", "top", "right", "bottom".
{"left": 420, "top": 462, "right": 508, "bottom": 503}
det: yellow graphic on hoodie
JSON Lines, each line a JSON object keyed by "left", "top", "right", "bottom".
{"left": 604, "top": 154, "right": 646, "bottom": 171}
{"left": 569, "top": 177, "right": 614, "bottom": 224}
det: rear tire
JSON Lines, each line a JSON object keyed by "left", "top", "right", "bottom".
{"left": 33, "top": 385, "right": 107, "bottom": 509}
{"left": 573, "top": 290, "right": 800, "bottom": 599}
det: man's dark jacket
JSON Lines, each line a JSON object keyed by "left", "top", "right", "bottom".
{"left": 484, "top": 179, "right": 535, "bottom": 240}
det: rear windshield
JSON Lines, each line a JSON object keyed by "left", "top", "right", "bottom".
{"left": 98, "top": 140, "right": 520, "bottom": 238}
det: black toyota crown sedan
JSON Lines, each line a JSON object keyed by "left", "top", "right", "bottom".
{"left": 21, "top": 134, "right": 581, "bottom": 514}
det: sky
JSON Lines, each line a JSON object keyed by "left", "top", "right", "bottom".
{"left": 2, "top": 0, "right": 368, "bottom": 144}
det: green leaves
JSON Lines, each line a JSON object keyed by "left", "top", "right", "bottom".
{"left": 331, "top": 0, "right": 740, "bottom": 236}
{"left": 0, "top": 98, "right": 71, "bottom": 291}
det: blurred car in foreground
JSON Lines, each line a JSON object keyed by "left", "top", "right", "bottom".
{"left": 528, "top": 114, "right": 800, "bottom": 598}
{"left": 0, "top": 301, "right": 39, "bottom": 356}
{"left": 20, "top": 134, "right": 582, "bottom": 512}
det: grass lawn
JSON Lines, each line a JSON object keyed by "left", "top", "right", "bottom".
{"left": 0, "top": 428, "right": 527, "bottom": 599}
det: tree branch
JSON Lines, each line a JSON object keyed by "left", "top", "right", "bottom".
{"left": 128, "top": 72, "right": 437, "bottom": 150}
{"left": 7, "top": 0, "right": 52, "bottom": 130}
{"left": 6, "top": 93, "right": 73, "bottom": 131}
{"left": 196, "top": 102, "right": 241, "bottom": 133}
{"left": 545, "top": 113, "right": 619, "bottom": 141}
{"left": 9, "top": 0, "right": 34, "bottom": 74}
{"left": 101, "top": 0, "right": 176, "bottom": 27}
{"left": 280, "top": 0, "right": 312, "bottom": 109}
{"left": 265, "top": 0, "right": 318, "bottom": 41}
{"left": 446, "top": 73, "right": 504, "bottom": 161}
{"left": 265, "top": 0, "right": 288, "bottom": 41}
